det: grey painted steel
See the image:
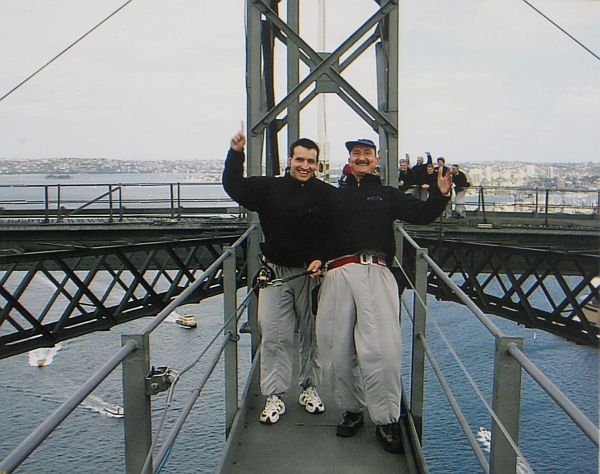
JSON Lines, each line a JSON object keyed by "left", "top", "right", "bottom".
{"left": 418, "top": 333, "right": 490, "bottom": 474}
{"left": 507, "top": 342, "right": 600, "bottom": 448}
{"left": 0, "top": 339, "right": 137, "bottom": 473}
{"left": 246, "top": 215, "right": 262, "bottom": 356}
{"left": 153, "top": 333, "right": 231, "bottom": 471}
{"left": 286, "top": 0, "right": 300, "bottom": 147}
{"left": 490, "top": 337, "right": 523, "bottom": 474}
{"left": 244, "top": 0, "right": 398, "bottom": 179}
{"left": 122, "top": 334, "right": 153, "bottom": 474}
{"left": 375, "top": 2, "right": 399, "bottom": 187}
{"left": 410, "top": 247, "right": 428, "bottom": 441}
{"left": 419, "top": 249, "right": 505, "bottom": 339}
{"left": 245, "top": 0, "right": 262, "bottom": 178}
{"left": 142, "top": 224, "right": 256, "bottom": 335}
{"left": 249, "top": 0, "right": 397, "bottom": 136}
{"left": 216, "top": 349, "right": 261, "bottom": 474}
{"left": 223, "top": 246, "right": 239, "bottom": 435}
{"left": 217, "top": 339, "right": 414, "bottom": 474}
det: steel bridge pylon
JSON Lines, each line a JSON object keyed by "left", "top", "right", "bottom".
{"left": 245, "top": 0, "right": 399, "bottom": 186}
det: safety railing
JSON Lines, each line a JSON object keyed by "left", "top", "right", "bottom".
{"left": 0, "top": 224, "right": 261, "bottom": 474}
{"left": 0, "top": 181, "right": 597, "bottom": 223}
{"left": 0, "top": 181, "right": 241, "bottom": 222}
{"left": 397, "top": 225, "right": 599, "bottom": 474}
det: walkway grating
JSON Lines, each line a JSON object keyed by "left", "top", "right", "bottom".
{"left": 218, "top": 346, "right": 419, "bottom": 474}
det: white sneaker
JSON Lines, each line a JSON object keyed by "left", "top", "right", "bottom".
{"left": 298, "top": 386, "right": 325, "bottom": 414}
{"left": 260, "top": 394, "right": 286, "bottom": 424}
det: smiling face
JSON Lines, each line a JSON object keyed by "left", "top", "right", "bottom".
{"left": 348, "top": 144, "right": 378, "bottom": 180}
{"left": 287, "top": 145, "right": 318, "bottom": 181}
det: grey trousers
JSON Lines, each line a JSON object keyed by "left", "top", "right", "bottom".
{"left": 316, "top": 263, "right": 402, "bottom": 425}
{"left": 454, "top": 189, "right": 467, "bottom": 217}
{"left": 258, "top": 264, "right": 321, "bottom": 396}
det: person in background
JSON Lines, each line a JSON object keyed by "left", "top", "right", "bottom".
{"left": 435, "top": 156, "right": 449, "bottom": 177}
{"left": 451, "top": 164, "right": 470, "bottom": 218}
{"left": 397, "top": 158, "right": 415, "bottom": 194}
{"left": 338, "top": 163, "right": 353, "bottom": 187}
{"left": 317, "top": 138, "right": 452, "bottom": 454}
{"left": 223, "top": 130, "right": 333, "bottom": 424}
{"left": 411, "top": 152, "right": 432, "bottom": 187}
{"left": 419, "top": 162, "right": 438, "bottom": 200}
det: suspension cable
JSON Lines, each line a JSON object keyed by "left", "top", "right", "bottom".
{"left": 521, "top": 0, "right": 599, "bottom": 60}
{"left": 0, "top": 0, "right": 136, "bottom": 103}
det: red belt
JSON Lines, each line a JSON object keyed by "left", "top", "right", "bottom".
{"left": 327, "top": 254, "right": 386, "bottom": 270}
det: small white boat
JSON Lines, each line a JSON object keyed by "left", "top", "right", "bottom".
{"left": 37, "top": 359, "right": 46, "bottom": 368}
{"left": 104, "top": 404, "right": 124, "bottom": 418}
{"left": 176, "top": 313, "right": 197, "bottom": 329}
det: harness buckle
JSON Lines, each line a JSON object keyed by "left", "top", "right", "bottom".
{"left": 359, "top": 254, "right": 373, "bottom": 265}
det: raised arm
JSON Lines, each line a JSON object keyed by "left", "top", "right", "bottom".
{"left": 437, "top": 165, "right": 453, "bottom": 195}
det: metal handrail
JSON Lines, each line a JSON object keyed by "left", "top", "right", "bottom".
{"left": 152, "top": 332, "right": 232, "bottom": 472}
{"left": 0, "top": 340, "right": 138, "bottom": 473}
{"left": 1, "top": 182, "right": 597, "bottom": 220}
{"left": 397, "top": 224, "right": 600, "bottom": 455}
{"left": 507, "top": 343, "right": 599, "bottom": 447}
{"left": 0, "top": 224, "right": 259, "bottom": 474}
{"left": 416, "top": 332, "right": 490, "bottom": 473}
{"left": 142, "top": 224, "right": 257, "bottom": 335}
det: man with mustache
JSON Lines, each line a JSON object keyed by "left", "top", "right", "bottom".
{"left": 317, "top": 138, "right": 452, "bottom": 453}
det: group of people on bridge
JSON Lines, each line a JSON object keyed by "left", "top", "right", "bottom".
{"left": 223, "top": 132, "right": 452, "bottom": 454}
{"left": 398, "top": 153, "right": 471, "bottom": 219}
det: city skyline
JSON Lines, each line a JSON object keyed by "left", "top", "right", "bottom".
{"left": 0, "top": 1, "right": 598, "bottom": 165}
{"left": 1, "top": 156, "right": 598, "bottom": 189}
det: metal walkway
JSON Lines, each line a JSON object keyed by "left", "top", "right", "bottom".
{"left": 217, "top": 347, "right": 420, "bottom": 474}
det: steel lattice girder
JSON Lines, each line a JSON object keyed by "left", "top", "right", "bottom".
{"left": 246, "top": 0, "right": 399, "bottom": 185}
{"left": 0, "top": 236, "right": 247, "bottom": 359}
{"left": 412, "top": 238, "right": 599, "bottom": 347}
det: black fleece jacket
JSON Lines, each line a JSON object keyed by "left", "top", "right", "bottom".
{"left": 324, "top": 173, "right": 450, "bottom": 265}
{"left": 222, "top": 149, "right": 334, "bottom": 267}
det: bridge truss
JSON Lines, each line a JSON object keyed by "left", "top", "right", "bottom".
{"left": 0, "top": 235, "right": 248, "bottom": 359}
{"left": 415, "top": 238, "right": 599, "bottom": 347}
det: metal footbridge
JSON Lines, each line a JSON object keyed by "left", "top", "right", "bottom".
{"left": 1, "top": 1, "right": 599, "bottom": 472}
{"left": 1, "top": 215, "right": 598, "bottom": 473}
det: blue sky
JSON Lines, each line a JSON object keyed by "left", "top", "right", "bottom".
{"left": 0, "top": 0, "right": 598, "bottom": 165}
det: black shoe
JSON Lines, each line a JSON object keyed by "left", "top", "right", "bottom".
{"left": 336, "top": 411, "right": 364, "bottom": 437}
{"left": 375, "top": 422, "right": 404, "bottom": 453}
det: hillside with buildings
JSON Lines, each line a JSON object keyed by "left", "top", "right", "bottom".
{"left": 0, "top": 157, "right": 598, "bottom": 189}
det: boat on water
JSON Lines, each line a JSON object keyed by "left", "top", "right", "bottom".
{"left": 176, "top": 313, "right": 197, "bottom": 329}
{"left": 45, "top": 173, "right": 71, "bottom": 179}
{"left": 104, "top": 404, "right": 124, "bottom": 418}
{"left": 37, "top": 359, "right": 46, "bottom": 367}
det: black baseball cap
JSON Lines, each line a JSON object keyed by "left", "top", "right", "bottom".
{"left": 345, "top": 138, "right": 376, "bottom": 152}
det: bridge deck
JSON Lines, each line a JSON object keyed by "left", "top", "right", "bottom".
{"left": 217, "top": 345, "right": 420, "bottom": 474}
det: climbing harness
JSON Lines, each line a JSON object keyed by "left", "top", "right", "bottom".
{"left": 252, "top": 255, "right": 316, "bottom": 289}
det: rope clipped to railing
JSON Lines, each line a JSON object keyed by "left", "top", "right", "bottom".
{"left": 140, "top": 278, "right": 261, "bottom": 474}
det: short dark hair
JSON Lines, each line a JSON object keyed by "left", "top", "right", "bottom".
{"left": 289, "top": 138, "right": 320, "bottom": 161}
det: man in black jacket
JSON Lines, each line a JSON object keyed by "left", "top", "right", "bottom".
{"left": 223, "top": 131, "right": 333, "bottom": 425}
{"left": 316, "top": 138, "right": 452, "bottom": 453}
